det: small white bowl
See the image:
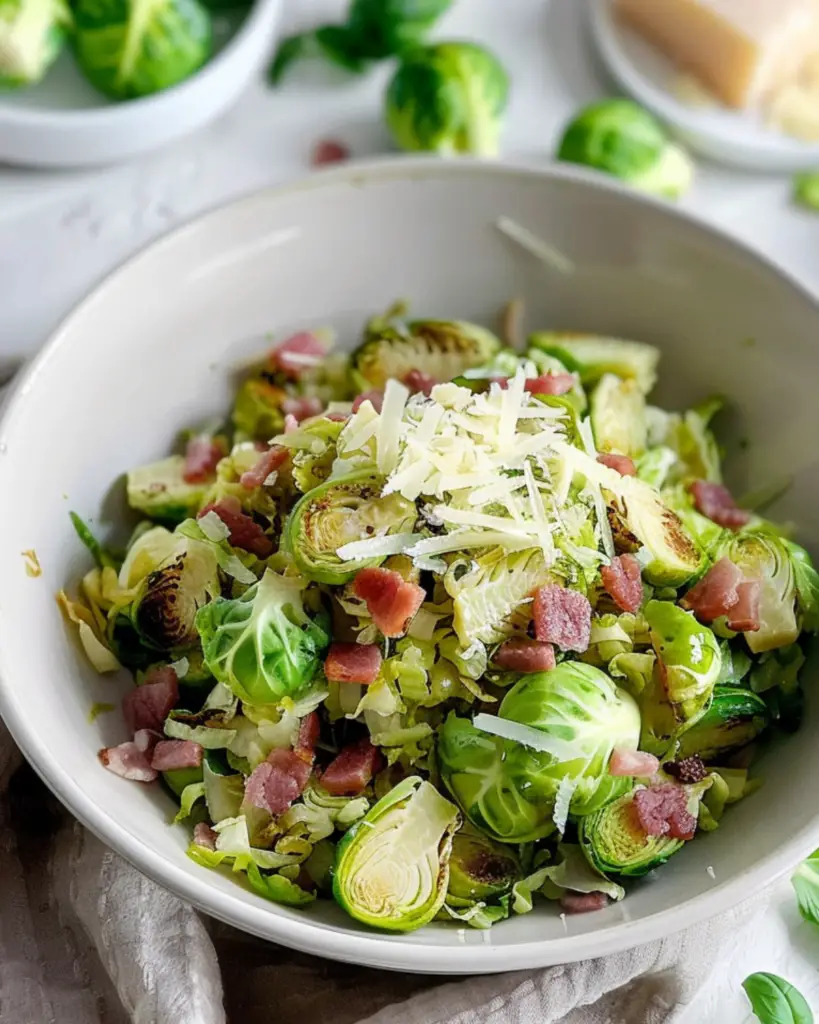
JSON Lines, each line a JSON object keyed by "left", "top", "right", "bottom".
{"left": 1, "top": 158, "right": 818, "bottom": 973}
{"left": 0, "top": 0, "right": 281, "bottom": 168}
{"left": 589, "top": 0, "right": 819, "bottom": 172}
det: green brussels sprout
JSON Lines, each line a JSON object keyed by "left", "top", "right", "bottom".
{"left": 127, "top": 456, "right": 207, "bottom": 525}
{"left": 438, "top": 663, "right": 640, "bottom": 843}
{"left": 285, "top": 471, "right": 417, "bottom": 585}
{"left": 276, "top": 417, "right": 345, "bottom": 494}
{"left": 650, "top": 397, "right": 724, "bottom": 485}
{"left": 590, "top": 372, "right": 647, "bottom": 457}
{"left": 352, "top": 318, "right": 501, "bottom": 391}
{"left": 528, "top": 332, "right": 659, "bottom": 395}
{"left": 644, "top": 600, "right": 721, "bottom": 724}
{"left": 713, "top": 526, "right": 801, "bottom": 653}
{"left": 556, "top": 99, "right": 694, "bottom": 200}
{"left": 785, "top": 538, "right": 819, "bottom": 633}
{"left": 0, "top": 0, "right": 71, "bottom": 88}
{"left": 347, "top": 0, "right": 454, "bottom": 59}
{"left": 132, "top": 541, "right": 220, "bottom": 650}
{"left": 446, "top": 827, "right": 521, "bottom": 903}
{"left": 74, "top": 0, "right": 212, "bottom": 101}
{"left": 196, "top": 569, "right": 330, "bottom": 705}
{"left": 579, "top": 782, "right": 707, "bottom": 878}
{"left": 794, "top": 170, "right": 819, "bottom": 213}
{"left": 675, "top": 686, "right": 770, "bottom": 762}
{"left": 613, "top": 485, "right": 702, "bottom": 587}
{"left": 385, "top": 42, "right": 510, "bottom": 156}
{"left": 333, "top": 776, "right": 460, "bottom": 932}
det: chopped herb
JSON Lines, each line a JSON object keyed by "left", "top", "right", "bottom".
{"left": 88, "top": 702, "right": 116, "bottom": 723}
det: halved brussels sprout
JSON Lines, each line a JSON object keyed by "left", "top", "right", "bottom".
{"left": 447, "top": 547, "right": 552, "bottom": 646}
{"left": 74, "top": 0, "right": 212, "bottom": 100}
{"left": 0, "top": 0, "right": 71, "bottom": 88}
{"left": 286, "top": 471, "right": 416, "bottom": 585}
{"left": 675, "top": 686, "right": 770, "bottom": 762}
{"left": 580, "top": 787, "right": 685, "bottom": 877}
{"left": 333, "top": 776, "right": 460, "bottom": 932}
{"left": 614, "top": 484, "right": 702, "bottom": 586}
{"left": 591, "top": 373, "right": 647, "bottom": 457}
{"left": 132, "top": 542, "right": 220, "bottom": 650}
{"left": 118, "top": 525, "right": 180, "bottom": 590}
{"left": 127, "top": 456, "right": 207, "bottom": 524}
{"left": 351, "top": 319, "right": 500, "bottom": 390}
{"left": 447, "top": 827, "right": 521, "bottom": 902}
{"left": 714, "top": 527, "right": 800, "bottom": 653}
{"left": 528, "top": 333, "right": 659, "bottom": 395}
{"left": 644, "top": 600, "right": 721, "bottom": 724}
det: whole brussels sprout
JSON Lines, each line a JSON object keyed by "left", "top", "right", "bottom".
{"left": 347, "top": 0, "right": 454, "bottom": 59}
{"left": 74, "top": 0, "right": 212, "bottom": 101}
{"left": 352, "top": 318, "right": 501, "bottom": 392}
{"left": 385, "top": 42, "right": 510, "bottom": 156}
{"left": 285, "top": 471, "right": 417, "bottom": 585}
{"left": 0, "top": 0, "right": 71, "bottom": 88}
{"left": 556, "top": 99, "right": 694, "bottom": 200}
{"left": 333, "top": 776, "right": 460, "bottom": 932}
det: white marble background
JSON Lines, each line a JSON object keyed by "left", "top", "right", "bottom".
{"left": 1, "top": 0, "right": 818, "bottom": 1018}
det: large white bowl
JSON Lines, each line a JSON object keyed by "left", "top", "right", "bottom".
{"left": 1, "top": 159, "right": 818, "bottom": 973}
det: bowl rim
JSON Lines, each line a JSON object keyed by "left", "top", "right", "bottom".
{"left": 0, "top": 0, "right": 281, "bottom": 128}
{"left": 1, "top": 156, "right": 818, "bottom": 972}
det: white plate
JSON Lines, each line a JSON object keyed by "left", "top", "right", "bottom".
{"left": 589, "top": 0, "right": 819, "bottom": 172}
{"left": 1, "top": 158, "right": 819, "bottom": 973}
{"left": 0, "top": 0, "right": 281, "bottom": 168}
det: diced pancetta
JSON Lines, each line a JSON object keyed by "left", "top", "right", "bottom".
{"left": 608, "top": 747, "right": 660, "bottom": 777}
{"left": 312, "top": 139, "right": 350, "bottom": 166}
{"left": 352, "top": 568, "right": 425, "bottom": 638}
{"left": 183, "top": 435, "right": 224, "bottom": 484}
{"left": 725, "top": 580, "right": 761, "bottom": 633}
{"left": 270, "top": 332, "right": 327, "bottom": 378}
{"left": 244, "top": 750, "right": 312, "bottom": 816}
{"left": 324, "top": 642, "right": 382, "bottom": 684}
{"left": 151, "top": 739, "right": 203, "bottom": 771}
{"left": 320, "top": 738, "right": 382, "bottom": 796}
{"left": 533, "top": 584, "right": 592, "bottom": 653}
{"left": 240, "top": 445, "right": 289, "bottom": 490}
{"left": 597, "top": 453, "right": 637, "bottom": 477}
{"left": 680, "top": 557, "right": 744, "bottom": 623}
{"left": 493, "top": 638, "right": 556, "bottom": 673}
{"left": 403, "top": 369, "right": 437, "bottom": 396}
{"left": 560, "top": 891, "right": 610, "bottom": 914}
{"left": 524, "top": 373, "right": 575, "bottom": 396}
{"left": 198, "top": 496, "right": 273, "bottom": 558}
{"left": 123, "top": 667, "right": 179, "bottom": 734}
{"left": 689, "top": 480, "right": 750, "bottom": 530}
{"left": 633, "top": 784, "right": 696, "bottom": 840}
{"left": 352, "top": 390, "right": 384, "bottom": 414}
{"left": 99, "top": 742, "right": 158, "bottom": 783}
{"left": 600, "top": 554, "right": 643, "bottom": 613}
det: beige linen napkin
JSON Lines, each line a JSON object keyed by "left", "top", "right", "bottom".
{"left": 0, "top": 718, "right": 765, "bottom": 1024}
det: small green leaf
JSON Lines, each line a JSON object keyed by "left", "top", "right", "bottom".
{"left": 269, "top": 33, "right": 311, "bottom": 85}
{"left": 793, "top": 850, "right": 819, "bottom": 927}
{"left": 245, "top": 862, "right": 315, "bottom": 907}
{"left": 314, "top": 26, "right": 370, "bottom": 73}
{"left": 742, "top": 972, "right": 813, "bottom": 1024}
{"left": 70, "top": 511, "right": 116, "bottom": 570}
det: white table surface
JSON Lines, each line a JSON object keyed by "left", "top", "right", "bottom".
{"left": 2, "top": 0, "right": 818, "bottom": 1017}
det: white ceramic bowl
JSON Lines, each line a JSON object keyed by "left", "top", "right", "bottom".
{"left": 589, "top": 0, "right": 819, "bottom": 172}
{"left": 1, "top": 159, "right": 818, "bottom": 973}
{"left": 0, "top": 0, "right": 281, "bottom": 168}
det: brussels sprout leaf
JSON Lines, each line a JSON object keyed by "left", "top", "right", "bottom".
{"left": 742, "top": 972, "right": 813, "bottom": 1024}
{"left": 70, "top": 511, "right": 117, "bottom": 570}
{"left": 792, "top": 850, "right": 819, "bottom": 927}
{"left": 794, "top": 171, "right": 819, "bottom": 214}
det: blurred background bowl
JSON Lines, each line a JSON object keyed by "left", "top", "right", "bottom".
{"left": 0, "top": 0, "right": 282, "bottom": 169}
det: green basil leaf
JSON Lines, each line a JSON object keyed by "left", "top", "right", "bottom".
{"left": 742, "top": 973, "right": 814, "bottom": 1024}
{"left": 793, "top": 849, "right": 819, "bottom": 927}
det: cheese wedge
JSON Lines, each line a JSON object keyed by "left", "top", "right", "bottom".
{"left": 615, "top": 0, "right": 819, "bottom": 108}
